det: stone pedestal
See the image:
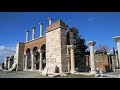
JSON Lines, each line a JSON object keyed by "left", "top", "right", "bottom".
{"left": 88, "top": 41, "right": 97, "bottom": 74}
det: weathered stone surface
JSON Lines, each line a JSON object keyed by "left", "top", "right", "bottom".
{"left": 0, "top": 65, "right": 3, "bottom": 71}
{"left": 46, "top": 20, "right": 68, "bottom": 74}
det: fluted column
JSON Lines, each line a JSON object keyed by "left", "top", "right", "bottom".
{"left": 70, "top": 45, "right": 76, "bottom": 73}
{"left": 48, "top": 18, "right": 52, "bottom": 25}
{"left": 88, "top": 41, "right": 97, "bottom": 74}
{"left": 113, "top": 36, "right": 120, "bottom": 68}
{"left": 25, "top": 30, "right": 29, "bottom": 42}
{"left": 38, "top": 50, "right": 42, "bottom": 71}
{"left": 39, "top": 22, "right": 43, "bottom": 37}
{"left": 32, "top": 27, "right": 35, "bottom": 40}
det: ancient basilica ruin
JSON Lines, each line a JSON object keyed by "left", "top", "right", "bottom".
{"left": 1, "top": 18, "right": 120, "bottom": 76}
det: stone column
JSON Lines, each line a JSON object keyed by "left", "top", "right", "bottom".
{"left": 38, "top": 50, "right": 42, "bottom": 71}
{"left": 67, "top": 46, "right": 70, "bottom": 73}
{"left": 115, "top": 49, "right": 119, "bottom": 68}
{"left": 4, "top": 58, "right": 7, "bottom": 69}
{"left": 39, "top": 22, "right": 43, "bottom": 37}
{"left": 32, "top": 27, "right": 35, "bottom": 40}
{"left": 8, "top": 58, "right": 10, "bottom": 70}
{"left": 88, "top": 41, "right": 97, "bottom": 74}
{"left": 48, "top": 18, "right": 52, "bottom": 25}
{"left": 25, "top": 30, "right": 29, "bottom": 42}
{"left": 113, "top": 36, "right": 120, "bottom": 68}
{"left": 31, "top": 51, "right": 34, "bottom": 70}
{"left": 70, "top": 45, "right": 76, "bottom": 73}
{"left": 24, "top": 54, "right": 27, "bottom": 70}
{"left": 111, "top": 56, "right": 116, "bottom": 72}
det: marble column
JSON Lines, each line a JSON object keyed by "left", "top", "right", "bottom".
{"left": 38, "top": 50, "right": 42, "bottom": 71}
{"left": 70, "top": 45, "right": 76, "bottom": 73}
{"left": 48, "top": 18, "right": 52, "bottom": 25}
{"left": 67, "top": 46, "right": 70, "bottom": 73}
{"left": 31, "top": 51, "right": 34, "bottom": 70}
{"left": 88, "top": 41, "right": 97, "bottom": 74}
{"left": 39, "top": 22, "right": 43, "bottom": 37}
{"left": 111, "top": 56, "right": 116, "bottom": 72}
{"left": 113, "top": 36, "right": 120, "bottom": 68}
{"left": 32, "top": 27, "right": 35, "bottom": 40}
{"left": 25, "top": 30, "right": 29, "bottom": 42}
{"left": 115, "top": 49, "right": 119, "bottom": 68}
{"left": 8, "top": 58, "right": 10, "bottom": 70}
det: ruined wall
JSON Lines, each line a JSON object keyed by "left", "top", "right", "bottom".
{"left": 16, "top": 42, "right": 25, "bottom": 71}
{"left": 86, "top": 54, "right": 112, "bottom": 72}
{"left": 24, "top": 37, "right": 46, "bottom": 52}
{"left": 95, "top": 54, "right": 110, "bottom": 72}
{"left": 46, "top": 20, "right": 68, "bottom": 74}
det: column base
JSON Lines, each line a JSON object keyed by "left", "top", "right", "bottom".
{"left": 70, "top": 70, "right": 76, "bottom": 74}
{"left": 90, "top": 70, "right": 97, "bottom": 75}
{"left": 30, "top": 68, "right": 34, "bottom": 71}
{"left": 24, "top": 68, "right": 27, "bottom": 71}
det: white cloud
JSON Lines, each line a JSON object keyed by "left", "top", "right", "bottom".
{"left": 0, "top": 45, "right": 15, "bottom": 63}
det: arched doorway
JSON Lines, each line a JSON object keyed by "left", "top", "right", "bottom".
{"left": 33, "top": 46, "right": 40, "bottom": 70}
{"left": 26, "top": 48, "right": 31, "bottom": 69}
{"left": 41, "top": 44, "right": 46, "bottom": 70}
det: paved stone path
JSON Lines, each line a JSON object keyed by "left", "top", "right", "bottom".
{"left": 94, "top": 71, "right": 120, "bottom": 78}
{"left": 0, "top": 71, "right": 49, "bottom": 78}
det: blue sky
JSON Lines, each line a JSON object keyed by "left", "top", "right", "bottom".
{"left": 0, "top": 12, "right": 120, "bottom": 63}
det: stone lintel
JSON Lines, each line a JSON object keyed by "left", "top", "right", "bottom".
{"left": 46, "top": 20, "right": 68, "bottom": 33}
{"left": 113, "top": 36, "right": 120, "bottom": 43}
{"left": 88, "top": 41, "right": 96, "bottom": 46}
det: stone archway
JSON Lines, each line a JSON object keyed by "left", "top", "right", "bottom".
{"left": 26, "top": 48, "right": 31, "bottom": 69}
{"left": 33, "top": 46, "right": 39, "bottom": 70}
{"left": 41, "top": 44, "right": 46, "bottom": 70}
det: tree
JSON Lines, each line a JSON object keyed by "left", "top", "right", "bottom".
{"left": 95, "top": 44, "right": 109, "bottom": 54}
{"left": 69, "top": 27, "right": 88, "bottom": 56}
{"left": 69, "top": 27, "right": 88, "bottom": 68}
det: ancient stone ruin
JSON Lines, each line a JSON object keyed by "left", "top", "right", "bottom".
{"left": 1, "top": 18, "right": 120, "bottom": 77}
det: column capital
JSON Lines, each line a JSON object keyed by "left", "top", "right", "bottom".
{"left": 113, "top": 36, "right": 120, "bottom": 43}
{"left": 25, "top": 30, "right": 29, "bottom": 32}
{"left": 39, "top": 22, "right": 43, "bottom": 25}
{"left": 31, "top": 50, "right": 33, "bottom": 54}
{"left": 69, "top": 45, "right": 76, "bottom": 49}
{"left": 38, "top": 49, "right": 42, "bottom": 52}
{"left": 48, "top": 17, "right": 52, "bottom": 20}
{"left": 88, "top": 41, "right": 96, "bottom": 46}
{"left": 31, "top": 26, "right": 36, "bottom": 29}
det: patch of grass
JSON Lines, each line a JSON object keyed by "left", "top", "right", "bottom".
{"left": 67, "top": 74, "right": 93, "bottom": 78}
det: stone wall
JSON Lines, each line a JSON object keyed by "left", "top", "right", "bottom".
{"left": 16, "top": 42, "right": 25, "bottom": 71}
{"left": 46, "top": 20, "right": 68, "bottom": 74}
{"left": 86, "top": 54, "right": 112, "bottom": 72}
{"left": 24, "top": 36, "right": 46, "bottom": 52}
